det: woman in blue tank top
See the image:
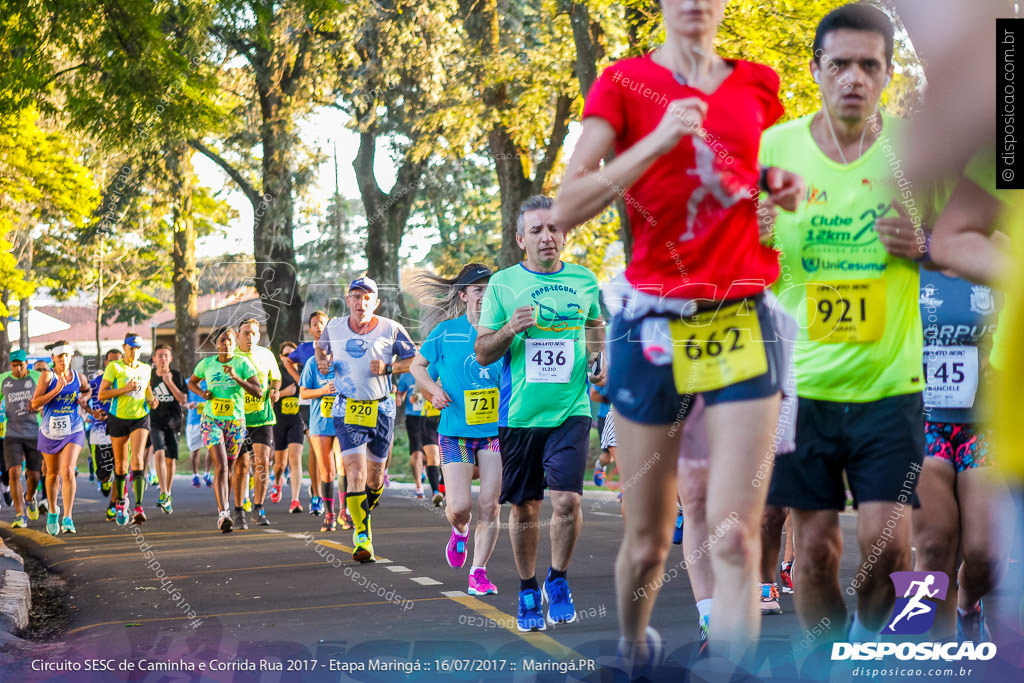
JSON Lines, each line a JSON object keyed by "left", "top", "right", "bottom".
{"left": 30, "top": 341, "right": 91, "bottom": 535}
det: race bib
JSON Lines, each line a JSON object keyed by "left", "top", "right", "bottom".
{"left": 806, "top": 279, "right": 886, "bottom": 343}
{"left": 344, "top": 399, "right": 378, "bottom": 427}
{"left": 924, "top": 346, "right": 979, "bottom": 409}
{"left": 319, "top": 395, "right": 336, "bottom": 419}
{"left": 211, "top": 398, "right": 234, "bottom": 417}
{"left": 90, "top": 421, "right": 111, "bottom": 445}
{"left": 244, "top": 391, "right": 265, "bottom": 413}
{"left": 0, "top": 422, "right": 5, "bottom": 438}
{"left": 49, "top": 414, "right": 72, "bottom": 437}
{"left": 422, "top": 400, "right": 441, "bottom": 418}
{"left": 524, "top": 339, "right": 574, "bottom": 383}
{"left": 669, "top": 299, "right": 767, "bottom": 393}
{"left": 281, "top": 397, "right": 299, "bottom": 415}
{"left": 465, "top": 388, "right": 499, "bottom": 426}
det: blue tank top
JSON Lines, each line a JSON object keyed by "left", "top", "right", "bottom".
{"left": 40, "top": 371, "right": 85, "bottom": 440}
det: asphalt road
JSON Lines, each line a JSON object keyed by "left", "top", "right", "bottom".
{"left": 0, "top": 474, "right": 1021, "bottom": 683}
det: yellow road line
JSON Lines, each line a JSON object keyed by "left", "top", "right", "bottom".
{"left": 313, "top": 538, "right": 391, "bottom": 563}
{"left": 0, "top": 522, "right": 65, "bottom": 546}
{"left": 444, "top": 593, "right": 592, "bottom": 663}
{"left": 66, "top": 596, "right": 451, "bottom": 635}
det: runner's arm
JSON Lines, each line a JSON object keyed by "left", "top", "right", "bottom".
{"left": 409, "top": 353, "right": 450, "bottom": 409}
{"left": 930, "top": 175, "right": 1008, "bottom": 285}
{"left": 283, "top": 359, "right": 302, "bottom": 383}
{"left": 29, "top": 370, "right": 57, "bottom": 411}
{"left": 77, "top": 372, "right": 92, "bottom": 408}
{"left": 475, "top": 305, "right": 535, "bottom": 366}
{"left": 165, "top": 373, "right": 187, "bottom": 404}
{"left": 235, "top": 374, "right": 263, "bottom": 399}
{"left": 586, "top": 318, "right": 608, "bottom": 386}
{"left": 278, "top": 382, "right": 297, "bottom": 398}
{"left": 187, "top": 375, "right": 211, "bottom": 401}
{"left": 97, "top": 378, "right": 131, "bottom": 401}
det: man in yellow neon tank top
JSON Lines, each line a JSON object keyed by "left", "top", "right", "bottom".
{"left": 761, "top": 5, "right": 940, "bottom": 646}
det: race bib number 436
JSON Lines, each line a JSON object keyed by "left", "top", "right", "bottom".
{"left": 670, "top": 299, "right": 767, "bottom": 393}
{"left": 524, "top": 339, "right": 574, "bottom": 383}
{"left": 807, "top": 279, "right": 886, "bottom": 343}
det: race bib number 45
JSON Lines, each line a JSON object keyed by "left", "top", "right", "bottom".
{"left": 344, "top": 399, "right": 378, "bottom": 427}
{"left": 465, "top": 388, "right": 499, "bottom": 425}
{"left": 924, "top": 346, "right": 979, "bottom": 409}
{"left": 524, "top": 339, "right": 574, "bottom": 383}
{"left": 670, "top": 299, "right": 767, "bottom": 393}
{"left": 807, "top": 279, "right": 886, "bottom": 343}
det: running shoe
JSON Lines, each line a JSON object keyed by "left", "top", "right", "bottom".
{"left": 432, "top": 491, "right": 445, "bottom": 507}
{"left": 234, "top": 509, "right": 248, "bottom": 530}
{"left": 468, "top": 568, "right": 498, "bottom": 596}
{"left": 445, "top": 528, "right": 469, "bottom": 569}
{"left": 157, "top": 492, "right": 170, "bottom": 513}
{"left": 760, "top": 583, "right": 782, "bottom": 615}
{"left": 957, "top": 602, "right": 991, "bottom": 643}
{"left": 26, "top": 498, "right": 39, "bottom": 521}
{"left": 289, "top": 500, "right": 303, "bottom": 514}
{"left": 516, "top": 588, "right": 546, "bottom": 632}
{"left": 46, "top": 506, "right": 61, "bottom": 536}
{"left": 192, "top": 475, "right": 201, "bottom": 488}
{"left": 38, "top": 498, "right": 48, "bottom": 516}
{"left": 115, "top": 501, "right": 128, "bottom": 526}
{"left": 309, "top": 496, "right": 323, "bottom": 516}
{"left": 11, "top": 515, "right": 28, "bottom": 529}
{"left": 593, "top": 465, "right": 605, "bottom": 486}
{"left": 61, "top": 517, "right": 77, "bottom": 534}
{"left": 100, "top": 480, "right": 112, "bottom": 496}
{"left": 779, "top": 561, "right": 794, "bottom": 594}
{"left": 284, "top": 465, "right": 290, "bottom": 477}
{"left": 672, "top": 508, "right": 684, "bottom": 545}
{"left": 164, "top": 495, "right": 173, "bottom": 514}
{"left": 1, "top": 484, "right": 11, "bottom": 506}
{"left": 321, "top": 512, "right": 336, "bottom": 532}
{"left": 543, "top": 570, "right": 577, "bottom": 625}
{"left": 203, "top": 473, "right": 213, "bottom": 487}
{"left": 339, "top": 509, "right": 353, "bottom": 530}
{"left": 415, "top": 489, "right": 424, "bottom": 499}
{"left": 133, "top": 505, "right": 147, "bottom": 525}
{"left": 270, "top": 484, "right": 282, "bottom": 504}
{"left": 105, "top": 502, "right": 116, "bottom": 521}
{"left": 242, "top": 497, "right": 252, "bottom": 513}
{"left": 615, "top": 626, "right": 664, "bottom": 678}
{"left": 219, "top": 511, "right": 233, "bottom": 533}
{"left": 383, "top": 472, "right": 390, "bottom": 488}
{"left": 256, "top": 508, "right": 269, "bottom": 526}
{"left": 88, "top": 460, "right": 95, "bottom": 482}
{"left": 421, "top": 472, "right": 427, "bottom": 484}
{"left": 352, "top": 532, "right": 375, "bottom": 563}
{"left": 698, "top": 615, "right": 711, "bottom": 657}
{"left": 148, "top": 471, "right": 159, "bottom": 487}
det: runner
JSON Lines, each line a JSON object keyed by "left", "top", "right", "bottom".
{"left": 315, "top": 277, "right": 417, "bottom": 561}
{"left": 298, "top": 352, "right": 344, "bottom": 529}
{"left": 185, "top": 380, "right": 213, "bottom": 488}
{"left": 98, "top": 333, "right": 158, "bottom": 526}
{"left": 236, "top": 318, "right": 281, "bottom": 528}
{"left": 554, "top": 0, "right": 802, "bottom": 666}
{"left": 761, "top": 4, "right": 937, "bottom": 646}
{"left": 409, "top": 263, "right": 504, "bottom": 595}
{"left": 30, "top": 341, "right": 91, "bottom": 535}
{"left": 395, "top": 372, "right": 425, "bottom": 498}
{"left": 590, "top": 383, "right": 613, "bottom": 486}
{"left": 286, "top": 311, "right": 329, "bottom": 515}
{"left": 396, "top": 371, "right": 442, "bottom": 503}
{"left": 149, "top": 345, "right": 187, "bottom": 515}
{"left": 271, "top": 341, "right": 305, "bottom": 513}
{"left": 187, "top": 327, "right": 261, "bottom": 532}
{"left": 0, "top": 349, "right": 42, "bottom": 528}
{"left": 87, "top": 349, "right": 122, "bottom": 501}
{"left": 475, "top": 196, "right": 604, "bottom": 632}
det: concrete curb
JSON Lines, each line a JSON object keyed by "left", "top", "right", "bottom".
{"left": 0, "top": 541, "right": 30, "bottom": 633}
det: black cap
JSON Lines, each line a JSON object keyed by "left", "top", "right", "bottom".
{"left": 455, "top": 265, "right": 493, "bottom": 288}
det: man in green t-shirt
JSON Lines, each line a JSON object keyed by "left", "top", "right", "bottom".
{"left": 236, "top": 318, "right": 281, "bottom": 529}
{"left": 476, "top": 195, "right": 605, "bottom": 632}
{"left": 188, "top": 327, "right": 262, "bottom": 533}
{"left": 760, "top": 5, "right": 938, "bottom": 645}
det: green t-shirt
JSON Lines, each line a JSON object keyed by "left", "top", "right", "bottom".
{"left": 478, "top": 261, "right": 601, "bottom": 428}
{"left": 762, "top": 113, "right": 941, "bottom": 402}
{"left": 192, "top": 355, "right": 258, "bottom": 423}
{"left": 237, "top": 345, "right": 281, "bottom": 427}
{"left": 102, "top": 360, "right": 152, "bottom": 419}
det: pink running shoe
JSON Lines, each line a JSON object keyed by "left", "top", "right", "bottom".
{"left": 445, "top": 527, "right": 469, "bottom": 569}
{"left": 269, "top": 484, "right": 282, "bottom": 504}
{"left": 468, "top": 567, "right": 498, "bottom": 596}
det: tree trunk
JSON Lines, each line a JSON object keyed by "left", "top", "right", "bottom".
{"left": 354, "top": 130, "right": 424, "bottom": 322}
{"left": 18, "top": 297, "right": 30, "bottom": 352}
{"left": 0, "top": 290, "right": 10, "bottom": 370}
{"left": 168, "top": 145, "right": 199, "bottom": 374}
{"left": 95, "top": 264, "right": 103, "bottom": 359}
{"left": 491, "top": 126, "right": 531, "bottom": 269}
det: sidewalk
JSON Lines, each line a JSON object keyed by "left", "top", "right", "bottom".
{"left": 0, "top": 537, "right": 30, "bottom": 634}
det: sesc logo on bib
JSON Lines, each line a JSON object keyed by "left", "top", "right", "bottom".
{"left": 884, "top": 571, "right": 949, "bottom": 635}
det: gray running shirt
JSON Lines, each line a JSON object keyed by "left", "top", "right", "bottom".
{"left": 0, "top": 371, "right": 41, "bottom": 439}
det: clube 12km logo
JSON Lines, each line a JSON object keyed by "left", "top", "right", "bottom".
{"left": 832, "top": 572, "right": 997, "bottom": 662}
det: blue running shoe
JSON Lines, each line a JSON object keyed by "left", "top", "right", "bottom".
{"left": 543, "top": 570, "right": 577, "bottom": 625}
{"left": 203, "top": 473, "right": 213, "bottom": 487}
{"left": 517, "top": 589, "right": 546, "bottom": 632}
{"left": 957, "top": 602, "right": 991, "bottom": 643}
{"left": 61, "top": 517, "right": 77, "bottom": 534}
{"left": 309, "top": 496, "right": 323, "bottom": 516}
{"left": 593, "top": 465, "right": 605, "bottom": 486}
{"left": 192, "top": 475, "right": 201, "bottom": 488}
{"left": 672, "top": 508, "right": 684, "bottom": 545}
{"left": 46, "top": 506, "right": 62, "bottom": 536}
